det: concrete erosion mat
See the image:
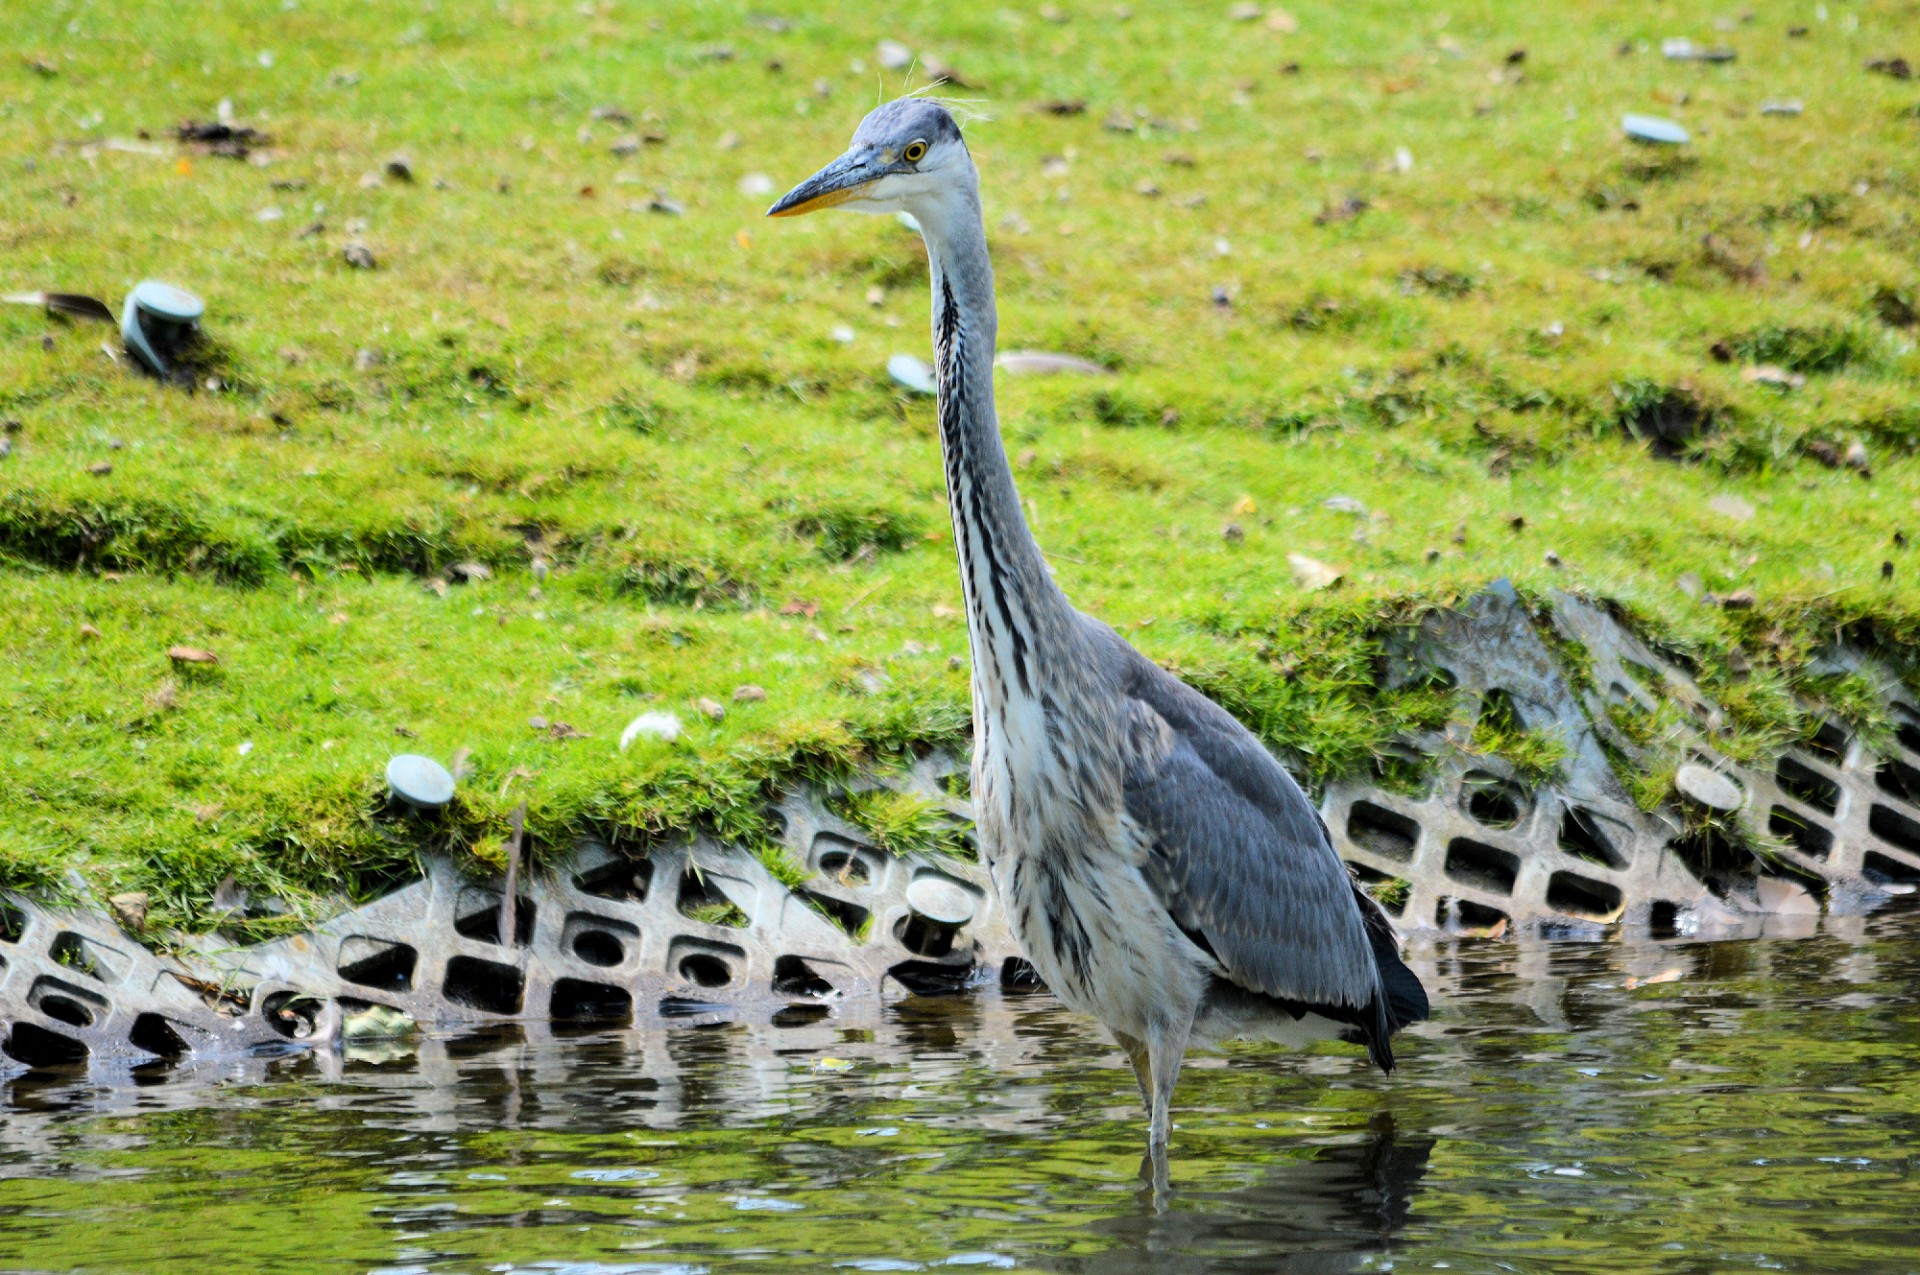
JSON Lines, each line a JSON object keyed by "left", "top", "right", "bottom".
{"left": 4, "top": 585, "right": 1918, "bottom": 1074}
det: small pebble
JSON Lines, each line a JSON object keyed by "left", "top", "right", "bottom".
{"left": 733, "top": 684, "right": 767, "bottom": 702}
{"left": 343, "top": 242, "right": 377, "bottom": 269}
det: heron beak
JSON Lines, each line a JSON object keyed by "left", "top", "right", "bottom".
{"left": 767, "top": 152, "right": 880, "bottom": 217}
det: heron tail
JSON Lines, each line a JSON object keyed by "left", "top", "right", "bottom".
{"left": 1351, "top": 881, "right": 1432, "bottom": 1072}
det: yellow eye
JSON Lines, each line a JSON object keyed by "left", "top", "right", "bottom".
{"left": 902, "top": 140, "right": 928, "bottom": 163}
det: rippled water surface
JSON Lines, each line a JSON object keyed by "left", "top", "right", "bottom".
{"left": 3, "top": 909, "right": 1918, "bottom": 1274}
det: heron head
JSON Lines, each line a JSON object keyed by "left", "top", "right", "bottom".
{"left": 768, "top": 97, "right": 970, "bottom": 219}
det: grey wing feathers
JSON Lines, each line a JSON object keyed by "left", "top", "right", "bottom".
{"left": 1101, "top": 628, "right": 1382, "bottom": 1014}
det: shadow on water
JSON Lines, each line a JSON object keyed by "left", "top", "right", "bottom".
{"left": 1, "top": 906, "right": 1918, "bottom": 1273}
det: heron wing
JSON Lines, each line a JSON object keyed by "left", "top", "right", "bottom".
{"left": 1099, "top": 627, "right": 1423, "bottom": 1055}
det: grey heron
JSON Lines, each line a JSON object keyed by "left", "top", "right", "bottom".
{"left": 769, "top": 98, "right": 1429, "bottom": 1170}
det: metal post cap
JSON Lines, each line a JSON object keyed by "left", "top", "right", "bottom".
{"left": 386, "top": 754, "right": 456, "bottom": 808}
{"left": 905, "top": 875, "right": 975, "bottom": 926}
{"left": 128, "top": 280, "right": 205, "bottom": 322}
{"left": 1622, "top": 114, "right": 1690, "bottom": 145}
{"left": 121, "top": 281, "right": 205, "bottom": 378}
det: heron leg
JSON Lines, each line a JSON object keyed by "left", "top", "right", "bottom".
{"left": 1144, "top": 1015, "right": 1192, "bottom": 1154}
{"left": 1135, "top": 1016, "right": 1191, "bottom": 1208}
{"left": 1113, "top": 1030, "right": 1151, "bottom": 1109}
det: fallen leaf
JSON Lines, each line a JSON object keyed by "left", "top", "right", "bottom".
{"left": 1624, "top": 968, "right": 1683, "bottom": 989}
{"left": 167, "top": 645, "right": 218, "bottom": 664}
{"left": 1707, "top": 494, "right": 1755, "bottom": 521}
{"left": 1314, "top": 195, "right": 1369, "bottom": 225}
{"left": 210, "top": 874, "right": 247, "bottom": 915}
{"left": 619, "top": 711, "right": 682, "bottom": 749}
{"left": 109, "top": 891, "right": 150, "bottom": 933}
{"left": 1804, "top": 438, "right": 1842, "bottom": 468}
{"left": 995, "top": 350, "right": 1110, "bottom": 376}
{"left": 1756, "top": 876, "right": 1819, "bottom": 915}
{"left": 1288, "top": 553, "right": 1342, "bottom": 590}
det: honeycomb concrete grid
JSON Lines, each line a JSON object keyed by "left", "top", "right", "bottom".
{"left": 6, "top": 585, "right": 1919, "bottom": 1074}
{"left": 1324, "top": 584, "right": 1920, "bottom": 934}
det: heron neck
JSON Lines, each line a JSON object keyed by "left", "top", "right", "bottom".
{"left": 917, "top": 188, "right": 1073, "bottom": 701}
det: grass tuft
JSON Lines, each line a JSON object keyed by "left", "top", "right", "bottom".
{"left": 830, "top": 788, "right": 968, "bottom": 858}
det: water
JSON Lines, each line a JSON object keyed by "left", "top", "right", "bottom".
{"left": 3, "top": 909, "right": 1918, "bottom": 1274}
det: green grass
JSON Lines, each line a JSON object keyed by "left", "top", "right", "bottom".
{"left": 829, "top": 786, "right": 969, "bottom": 858}
{"left": 4, "top": 0, "right": 1920, "bottom": 929}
